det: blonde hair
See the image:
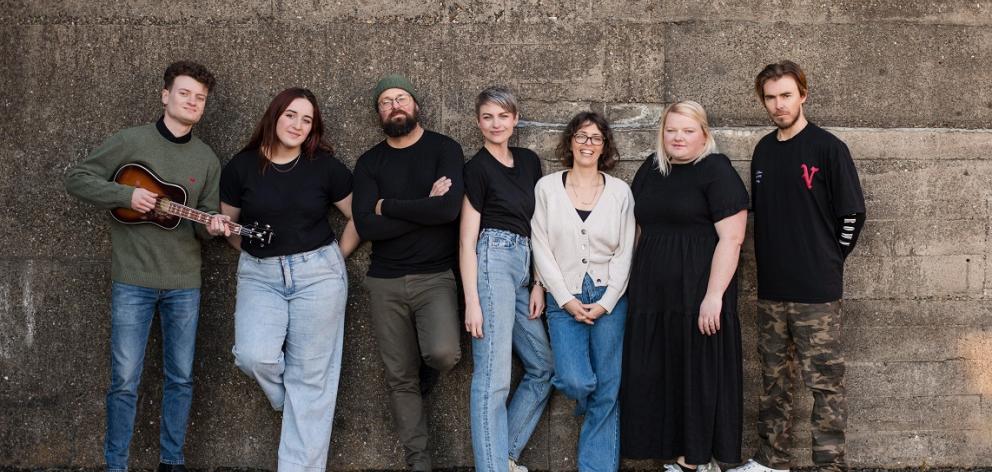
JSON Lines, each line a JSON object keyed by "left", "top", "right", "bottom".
{"left": 654, "top": 100, "right": 718, "bottom": 175}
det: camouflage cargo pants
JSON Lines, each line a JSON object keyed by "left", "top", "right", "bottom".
{"left": 754, "top": 299, "right": 847, "bottom": 472}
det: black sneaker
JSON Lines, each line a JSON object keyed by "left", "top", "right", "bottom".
{"left": 158, "top": 464, "right": 188, "bottom": 472}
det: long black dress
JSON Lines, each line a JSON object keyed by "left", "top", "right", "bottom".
{"left": 620, "top": 153, "right": 749, "bottom": 464}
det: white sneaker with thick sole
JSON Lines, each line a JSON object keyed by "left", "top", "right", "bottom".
{"left": 663, "top": 464, "right": 684, "bottom": 472}
{"left": 509, "top": 458, "right": 528, "bottom": 472}
{"left": 699, "top": 459, "right": 722, "bottom": 472}
{"left": 664, "top": 460, "right": 721, "bottom": 472}
{"left": 727, "top": 459, "right": 789, "bottom": 472}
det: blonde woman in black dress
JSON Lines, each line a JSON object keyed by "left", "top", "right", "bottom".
{"left": 620, "top": 100, "right": 748, "bottom": 472}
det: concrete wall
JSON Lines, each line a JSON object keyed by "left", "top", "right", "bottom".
{"left": 2, "top": 1, "right": 991, "bottom": 470}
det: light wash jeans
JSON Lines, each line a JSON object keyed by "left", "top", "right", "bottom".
{"left": 546, "top": 274, "right": 627, "bottom": 472}
{"left": 232, "top": 242, "right": 348, "bottom": 472}
{"left": 105, "top": 282, "right": 200, "bottom": 472}
{"left": 470, "top": 229, "right": 554, "bottom": 472}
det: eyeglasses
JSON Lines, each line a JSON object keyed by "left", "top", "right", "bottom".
{"left": 378, "top": 94, "right": 412, "bottom": 110}
{"left": 573, "top": 133, "right": 604, "bottom": 146}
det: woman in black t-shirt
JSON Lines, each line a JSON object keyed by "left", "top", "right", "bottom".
{"left": 460, "top": 86, "right": 553, "bottom": 472}
{"left": 219, "top": 88, "right": 357, "bottom": 471}
{"left": 620, "top": 101, "right": 749, "bottom": 471}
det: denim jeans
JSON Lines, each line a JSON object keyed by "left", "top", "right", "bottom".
{"left": 470, "top": 229, "right": 554, "bottom": 472}
{"left": 546, "top": 274, "right": 627, "bottom": 472}
{"left": 105, "top": 282, "right": 200, "bottom": 472}
{"left": 232, "top": 242, "right": 348, "bottom": 472}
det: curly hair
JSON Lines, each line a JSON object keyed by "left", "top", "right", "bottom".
{"left": 164, "top": 60, "right": 216, "bottom": 92}
{"left": 555, "top": 111, "right": 618, "bottom": 171}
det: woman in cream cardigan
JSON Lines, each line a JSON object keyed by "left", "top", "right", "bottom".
{"left": 531, "top": 111, "right": 635, "bottom": 472}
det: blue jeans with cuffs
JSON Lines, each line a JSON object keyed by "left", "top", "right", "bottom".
{"left": 470, "top": 229, "right": 555, "bottom": 471}
{"left": 546, "top": 274, "right": 627, "bottom": 472}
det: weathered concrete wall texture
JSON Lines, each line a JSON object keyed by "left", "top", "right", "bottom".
{"left": 1, "top": 1, "right": 991, "bottom": 470}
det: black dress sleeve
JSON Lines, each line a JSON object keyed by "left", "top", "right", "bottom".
{"left": 630, "top": 154, "right": 655, "bottom": 198}
{"left": 463, "top": 154, "right": 487, "bottom": 213}
{"left": 220, "top": 153, "right": 246, "bottom": 207}
{"left": 703, "top": 154, "right": 750, "bottom": 222}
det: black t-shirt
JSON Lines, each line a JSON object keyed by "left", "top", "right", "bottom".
{"left": 220, "top": 149, "right": 353, "bottom": 258}
{"left": 464, "top": 146, "right": 543, "bottom": 237}
{"left": 352, "top": 130, "right": 465, "bottom": 278}
{"left": 751, "top": 123, "right": 866, "bottom": 303}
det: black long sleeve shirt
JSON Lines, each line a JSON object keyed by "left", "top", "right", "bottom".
{"left": 353, "top": 130, "right": 464, "bottom": 277}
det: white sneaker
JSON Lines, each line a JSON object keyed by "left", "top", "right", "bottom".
{"left": 665, "top": 461, "right": 718, "bottom": 472}
{"left": 699, "top": 459, "right": 722, "bottom": 472}
{"left": 727, "top": 459, "right": 789, "bottom": 472}
{"left": 509, "top": 458, "right": 528, "bottom": 472}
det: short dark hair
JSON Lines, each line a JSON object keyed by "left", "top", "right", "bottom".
{"left": 164, "top": 60, "right": 216, "bottom": 92}
{"left": 754, "top": 60, "right": 807, "bottom": 99}
{"left": 556, "top": 111, "right": 618, "bottom": 171}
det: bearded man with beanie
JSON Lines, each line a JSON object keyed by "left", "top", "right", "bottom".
{"left": 352, "top": 74, "right": 464, "bottom": 471}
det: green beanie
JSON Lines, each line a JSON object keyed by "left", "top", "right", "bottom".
{"left": 372, "top": 74, "right": 419, "bottom": 109}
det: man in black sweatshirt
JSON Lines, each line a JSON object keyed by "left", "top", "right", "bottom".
{"left": 353, "top": 74, "right": 464, "bottom": 472}
{"left": 730, "top": 61, "right": 865, "bottom": 472}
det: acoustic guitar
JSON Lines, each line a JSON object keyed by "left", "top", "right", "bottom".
{"left": 111, "top": 162, "right": 274, "bottom": 246}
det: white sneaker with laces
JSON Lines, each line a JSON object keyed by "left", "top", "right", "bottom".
{"left": 699, "top": 459, "right": 722, "bottom": 472}
{"left": 509, "top": 458, "right": 528, "bottom": 472}
{"left": 727, "top": 459, "right": 789, "bottom": 472}
{"left": 663, "top": 464, "right": 684, "bottom": 472}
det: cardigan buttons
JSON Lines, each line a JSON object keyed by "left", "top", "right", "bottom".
{"left": 581, "top": 258, "right": 588, "bottom": 263}
{"left": 581, "top": 229, "right": 587, "bottom": 234}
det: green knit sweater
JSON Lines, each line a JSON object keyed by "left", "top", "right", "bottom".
{"left": 65, "top": 123, "right": 221, "bottom": 289}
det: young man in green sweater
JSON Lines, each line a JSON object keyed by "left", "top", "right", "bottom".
{"left": 64, "top": 61, "right": 229, "bottom": 472}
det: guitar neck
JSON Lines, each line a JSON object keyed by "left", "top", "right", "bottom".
{"left": 160, "top": 201, "right": 246, "bottom": 235}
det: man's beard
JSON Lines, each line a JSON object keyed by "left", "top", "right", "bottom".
{"left": 381, "top": 108, "right": 419, "bottom": 137}
{"left": 773, "top": 111, "right": 798, "bottom": 130}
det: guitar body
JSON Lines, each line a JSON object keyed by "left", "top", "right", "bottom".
{"left": 111, "top": 163, "right": 189, "bottom": 230}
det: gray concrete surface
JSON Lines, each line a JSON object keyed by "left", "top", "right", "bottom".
{"left": 2, "top": 1, "right": 991, "bottom": 470}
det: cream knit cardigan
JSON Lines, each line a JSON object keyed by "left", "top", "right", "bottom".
{"left": 531, "top": 170, "right": 635, "bottom": 313}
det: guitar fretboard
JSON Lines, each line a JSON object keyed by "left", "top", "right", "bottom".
{"left": 160, "top": 200, "right": 250, "bottom": 236}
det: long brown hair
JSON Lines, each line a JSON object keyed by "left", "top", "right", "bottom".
{"left": 241, "top": 87, "right": 334, "bottom": 174}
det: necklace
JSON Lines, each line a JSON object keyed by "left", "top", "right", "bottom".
{"left": 270, "top": 153, "right": 301, "bottom": 173}
{"left": 567, "top": 180, "right": 603, "bottom": 206}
